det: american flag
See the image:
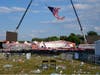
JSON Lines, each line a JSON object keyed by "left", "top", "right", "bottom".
{"left": 48, "top": 6, "right": 65, "bottom": 20}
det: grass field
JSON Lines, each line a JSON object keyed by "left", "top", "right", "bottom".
{"left": 0, "top": 53, "right": 100, "bottom": 74}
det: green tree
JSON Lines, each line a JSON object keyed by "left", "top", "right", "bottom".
{"left": 67, "top": 33, "right": 80, "bottom": 45}
{"left": 76, "top": 34, "right": 84, "bottom": 43}
{"left": 87, "top": 31, "right": 99, "bottom": 43}
{"left": 87, "top": 31, "right": 98, "bottom": 36}
{"left": 60, "top": 36, "right": 67, "bottom": 41}
{"left": 45, "top": 36, "right": 59, "bottom": 41}
{"left": 32, "top": 38, "right": 43, "bottom": 42}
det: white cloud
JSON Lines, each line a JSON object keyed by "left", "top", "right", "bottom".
{"left": 63, "top": 24, "right": 79, "bottom": 30}
{"left": 11, "top": 7, "right": 25, "bottom": 12}
{"left": 28, "top": 30, "right": 48, "bottom": 38}
{"left": 32, "top": 30, "right": 47, "bottom": 34}
{"left": 31, "top": 10, "right": 40, "bottom": 13}
{"left": 32, "top": 3, "right": 39, "bottom": 6}
{"left": 0, "top": 6, "right": 41, "bottom": 14}
{"left": 0, "top": 7, "right": 11, "bottom": 13}
{"left": 94, "top": 26, "right": 100, "bottom": 32}
{"left": 40, "top": 19, "right": 63, "bottom": 24}
{"left": 74, "top": 4, "right": 91, "bottom": 10}
{"left": 19, "top": 33, "right": 37, "bottom": 40}
{"left": 40, "top": 18, "right": 74, "bottom": 24}
{"left": 0, "top": 34, "right": 5, "bottom": 37}
{"left": 86, "top": 0, "right": 100, "bottom": 2}
{"left": 0, "top": 6, "right": 25, "bottom": 13}
{"left": 39, "top": 0, "right": 63, "bottom": 2}
{"left": 0, "top": 31, "right": 5, "bottom": 40}
{"left": 29, "top": 34, "right": 36, "bottom": 38}
{"left": 67, "top": 3, "right": 91, "bottom": 9}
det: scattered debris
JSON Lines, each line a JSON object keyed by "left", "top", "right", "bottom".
{"left": 3, "top": 64, "right": 13, "bottom": 70}
{"left": 30, "top": 69, "right": 41, "bottom": 73}
{"left": 80, "top": 62, "right": 84, "bottom": 66}
{"left": 26, "top": 53, "right": 31, "bottom": 60}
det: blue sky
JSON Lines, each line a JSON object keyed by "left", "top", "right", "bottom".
{"left": 0, "top": 0, "right": 100, "bottom": 41}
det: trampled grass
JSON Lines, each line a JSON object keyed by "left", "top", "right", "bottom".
{"left": 0, "top": 53, "right": 100, "bottom": 74}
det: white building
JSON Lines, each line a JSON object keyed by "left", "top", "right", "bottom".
{"left": 3, "top": 41, "right": 31, "bottom": 50}
{"left": 95, "top": 40, "right": 100, "bottom": 56}
{"left": 37, "top": 40, "right": 75, "bottom": 49}
{"left": 78, "top": 44, "right": 95, "bottom": 49}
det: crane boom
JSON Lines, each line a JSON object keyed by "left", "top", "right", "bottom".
{"left": 70, "top": 0, "right": 87, "bottom": 43}
{"left": 15, "top": 0, "right": 32, "bottom": 31}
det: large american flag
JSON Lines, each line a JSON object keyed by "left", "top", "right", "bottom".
{"left": 48, "top": 6, "right": 65, "bottom": 20}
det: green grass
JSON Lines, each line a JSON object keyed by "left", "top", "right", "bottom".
{"left": 0, "top": 53, "right": 100, "bottom": 74}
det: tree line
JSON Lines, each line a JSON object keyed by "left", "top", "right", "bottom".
{"left": 32, "top": 31, "right": 100, "bottom": 45}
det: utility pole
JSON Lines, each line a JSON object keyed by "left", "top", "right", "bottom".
{"left": 70, "top": 0, "right": 87, "bottom": 43}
